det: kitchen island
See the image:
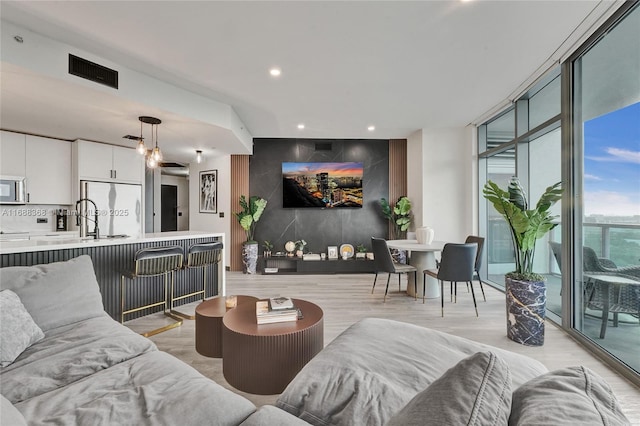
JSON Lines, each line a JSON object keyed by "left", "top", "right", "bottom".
{"left": 0, "top": 231, "right": 225, "bottom": 321}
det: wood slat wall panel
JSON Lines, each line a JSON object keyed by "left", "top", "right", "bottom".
{"left": 230, "top": 155, "right": 250, "bottom": 271}
{"left": 389, "top": 139, "right": 408, "bottom": 237}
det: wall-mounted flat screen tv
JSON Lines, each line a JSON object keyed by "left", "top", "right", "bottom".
{"left": 282, "top": 162, "right": 363, "bottom": 208}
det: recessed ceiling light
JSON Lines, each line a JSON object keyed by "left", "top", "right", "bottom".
{"left": 269, "top": 68, "right": 281, "bottom": 77}
{"left": 367, "top": 125, "right": 375, "bottom": 131}
{"left": 297, "top": 123, "right": 305, "bottom": 130}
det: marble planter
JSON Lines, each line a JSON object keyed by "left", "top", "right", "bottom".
{"left": 505, "top": 277, "right": 546, "bottom": 346}
{"left": 242, "top": 242, "right": 259, "bottom": 274}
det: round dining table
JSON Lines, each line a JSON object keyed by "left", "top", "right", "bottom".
{"left": 386, "top": 239, "right": 446, "bottom": 298}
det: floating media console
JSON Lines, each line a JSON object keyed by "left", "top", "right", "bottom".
{"left": 261, "top": 256, "right": 375, "bottom": 274}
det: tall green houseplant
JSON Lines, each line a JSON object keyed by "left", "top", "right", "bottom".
{"left": 483, "top": 177, "right": 562, "bottom": 281}
{"left": 235, "top": 195, "right": 267, "bottom": 243}
{"left": 380, "top": 196, "right": 412, "bottom": 239}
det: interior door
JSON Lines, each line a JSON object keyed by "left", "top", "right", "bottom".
{"left": 161, "top": 184, "right": 178, "bottom": 232}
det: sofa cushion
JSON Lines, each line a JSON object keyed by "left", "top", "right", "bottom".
{"left": 1, "top": 315, "right": 156, "bottom": 404}
{"left": 276, "top": 318, "right": 546, "bottom": 426}
{"left": 509, "top": 366, "right": 630, "bottom": 425}
{"left": 1, "top": 395, "right": 27, "bottom": 426}
{"left": 241, "top": 405, "right": 312, "bottom": 426}
{"left": 0, "top": 290, "right": 45, "bottom": 367}
{"left": 15, "top": 351, "right": 257, "bottom": 426}
{"left": 0, "top": 256, "right": 105, "bottom": 331}
{"left": 387, "top": 351, "right": 512, "bottom": 426}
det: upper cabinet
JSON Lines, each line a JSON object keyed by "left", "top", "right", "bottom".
{"left": 75, "top": 140, "right": 144, "bottom": 184}
{"left": 0, "top": 131, "right": 26, "bottom": 176}
{"left": 25, "top": 135, "right": 72, "bottom": 205}
{"left": 0, "top": 131, "right": 72, "bottom": 205}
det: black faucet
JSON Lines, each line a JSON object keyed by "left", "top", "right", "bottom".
{"left": 75, "top": 198, "right": 100, "bottom": 239}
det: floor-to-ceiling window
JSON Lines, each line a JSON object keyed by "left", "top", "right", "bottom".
{"left": 571, "top": 3, "right": 639, "bottom": 375}
{"left": 479, "top": 2, "right": 638, "bottom": 383}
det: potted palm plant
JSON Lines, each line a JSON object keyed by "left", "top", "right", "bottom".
{"left": 483, "top": 177, "right": 562, "bottom": 346}
{"left": 235, "top": 195, "right": 267, "bottom": 274}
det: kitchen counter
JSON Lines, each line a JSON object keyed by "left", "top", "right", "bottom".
{"left": 0, "top": 230, "right": 223, "bottom": 254}
{"left": 1, "top": 231, "right": 225, "bottom": 320}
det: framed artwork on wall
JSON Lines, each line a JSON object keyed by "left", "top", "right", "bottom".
{"left": 199, "top": 170, "right": 217, "bottom": 213}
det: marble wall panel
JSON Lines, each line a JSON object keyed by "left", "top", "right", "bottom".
{"left": 250, "top": 139, "right": 389, "bottom": 253}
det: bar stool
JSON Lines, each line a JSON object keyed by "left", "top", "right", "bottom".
{"left": 172, "top": 241, "right": 223, "bottom": 319}
{"left": 121, "top": 245, "right": 184, "bottom": 337}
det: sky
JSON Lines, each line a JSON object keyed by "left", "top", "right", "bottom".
{"left": 282, "top": 162, "right": 363, "bottom": 177}
{"left": 583, "top": 101, "right": 640, "bottom": 217}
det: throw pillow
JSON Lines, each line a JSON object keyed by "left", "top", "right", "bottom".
{"left": 0, "top": 289, "right": 45, "bottom": 367}
{"left": 387, "top": 351, "right": 513, "bottom": 426}
{"left": 509, "top": 366, "right": 630, "bottom": 425}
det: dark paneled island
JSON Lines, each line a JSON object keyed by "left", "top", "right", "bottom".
{"left": 0, "top": 231, "right": 225, "bottom": 321}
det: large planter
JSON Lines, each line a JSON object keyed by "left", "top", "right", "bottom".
{"left": 505, "top": 277, "right": 546, "bottom": 346}
{"left": 242, "top": 242, "right": 259, "bottom": 274}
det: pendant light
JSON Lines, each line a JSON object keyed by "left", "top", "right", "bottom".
{"left": 196, "top": 150, "right": 202, "bottom": 163}
{"left": 136, "top": 119, "right": 146, "bottom": 155}
{"left": 138, "top": 116, "right": 162, "bottom": 168}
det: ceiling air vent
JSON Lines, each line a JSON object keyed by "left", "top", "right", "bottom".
{"left": 68, "top": 54, "right": 118, "bottom": 89}
{"left": 315, "top": 142, "right": 332, "bottom": 151}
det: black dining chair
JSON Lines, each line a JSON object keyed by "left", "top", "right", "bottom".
{"left": 424, "top": 242, "right": 478, "bottom": 317}
{"left": 465, "top": 235, "right": 487, "bottom": 302}
{"left": 371, "top": 237, "right": 418, "bottom": 302}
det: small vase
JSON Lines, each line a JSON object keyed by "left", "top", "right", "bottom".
{"left": 416, "top": 227, "right": 434, "bottom": 244}
{"left": 296, "top": 249, "right": 304, "bottom": 257}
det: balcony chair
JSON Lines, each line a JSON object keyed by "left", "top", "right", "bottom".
{"left": 371, "top": 237, "right": 417, "bottom": 303}
{"left": 582, "top": 245, "right": 640, "bottom": 337}
{"left": 465, "top": 235, "right": 487, "bottom": 302}
{"left": 121, "top": 245, "right": 184, "bottom": 337}
{"left": 171, "top": 241, "right": 223, "bottom": 319}
{"left": 424, "top": 243, "right": 478, "bottom": 317}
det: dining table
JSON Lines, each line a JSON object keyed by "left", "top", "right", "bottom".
{"left": 386, "top": 239, "right": 446, "bottom": 299}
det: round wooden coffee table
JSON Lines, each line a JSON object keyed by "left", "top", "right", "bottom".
{"left": 222, "top": 298, "right": 324, "bottom": 395}
{"left": 195, "top": 295, "right": 259, "bottom": 358}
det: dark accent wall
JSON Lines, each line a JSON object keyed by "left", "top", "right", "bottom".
{"left": 251, "top": 138, "right": 389, "bottom": 253}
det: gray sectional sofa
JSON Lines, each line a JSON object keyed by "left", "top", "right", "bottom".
{"left": 0, "top": 256, "right": 631, "bottom": 425}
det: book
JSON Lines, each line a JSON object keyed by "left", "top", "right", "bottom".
{"left": 269, "top": 296, "right": 294, "bottom": 310}
{"left": 256, "top": 300, "right": 299, "bottom": 324}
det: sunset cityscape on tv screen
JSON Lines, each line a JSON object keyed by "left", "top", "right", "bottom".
{"left": 282, "top": 162, "right": 363, "bottom": 208}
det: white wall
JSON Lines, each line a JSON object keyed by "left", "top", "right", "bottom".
{"left": 407, "top": 126, "right": 476, "bottom": 244}
{"left": 189, "top": 155, "right": 231, "bottom": 265}
{"left": 160, "top": 174, "right": 189, "bottom": 231}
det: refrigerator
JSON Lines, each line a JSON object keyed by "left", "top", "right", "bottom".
{"left": 79, "top": 181, "right": 143, "bottom": 238}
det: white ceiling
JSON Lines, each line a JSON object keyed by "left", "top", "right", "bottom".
{"left": 0, "top": 1, "right": 615, "bottom": 164}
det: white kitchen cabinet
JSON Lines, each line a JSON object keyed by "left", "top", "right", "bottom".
{"left": 25, "top": 135, "right": 72, "bottom": 205}
{"left": 76, "top": 140, "right": 143, "bottom": 184}
{"left": 0, "top": 130, "right": 26, "bottom": 176}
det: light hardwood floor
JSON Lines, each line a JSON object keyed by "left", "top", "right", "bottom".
{"left": 127, "top": 272, "right": 640, "bottom": 423}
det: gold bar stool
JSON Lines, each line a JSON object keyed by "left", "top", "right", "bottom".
{"left": 121, "top": 245, "right": 184, "bottom": 337}
{"left": 172, "top": 241, "right": 223, "bottom": 319}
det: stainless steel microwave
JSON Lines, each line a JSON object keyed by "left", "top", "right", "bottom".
{"left": 0, "top": 176, "right": 26, "bottom": 204}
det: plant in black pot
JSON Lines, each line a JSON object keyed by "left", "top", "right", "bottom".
{"left": 235, "top": 195, "right": 267, "bottom": 274}
{"left": 483, "top": 177, "right": 562, "bottom": 346}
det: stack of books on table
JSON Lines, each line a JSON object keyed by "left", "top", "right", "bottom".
{"left": 255, "top": 297, "right": 299, "bottom": 324}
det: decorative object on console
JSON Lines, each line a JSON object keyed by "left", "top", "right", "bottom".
{"left": 284, "top": 241, "right": 296, "bottom": 257}
{"left": 340, "top": 244, "right": 354, "bottom": 260}
{"left": 380, "top": 196, "right": 412, "bottom": 239}
{"left": 355, "top": 244, "right": 367, "bottom": 259}
{"left": 483, "top": 177, "right": 562, "bottom": 346}
{"left": 282, "top": 162, "right": 364, "bottom": 208}
{"left": 416, "top": 227, "right": 434, "bottom": 245}
{"left": 327, "top": 246, "right": 338, "bottom": 259}
{"left": 199, "top": 169, "right": 218, "bottom": 213}
{"left": 295, "top": 239, "right": 307, "bottom": 257}
{"left": 262, "top": 240, "right": 273, "bottom": 258}
{"left": 235, "top": 195, "right": 268, "bottom": 274}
